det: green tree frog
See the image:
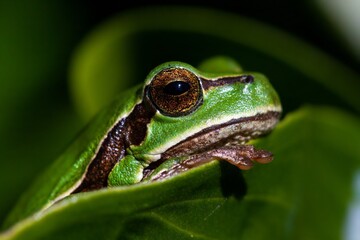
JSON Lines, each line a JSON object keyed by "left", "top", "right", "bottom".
{"left": 4, "top": 59, "right": 281, "bottom": 228}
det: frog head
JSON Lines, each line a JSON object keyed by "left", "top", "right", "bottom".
{"left": 129, "top": 62, "right": 282, "bottom": 164}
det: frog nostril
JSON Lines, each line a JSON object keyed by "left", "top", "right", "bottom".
{"left": 240, "top": 75, "right": 254, "bottom": 84}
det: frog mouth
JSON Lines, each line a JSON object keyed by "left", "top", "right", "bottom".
{"left": 143, "top": 110, "right": 281, "bottom": 176}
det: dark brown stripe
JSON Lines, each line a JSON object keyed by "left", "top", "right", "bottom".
{"left": 73, "top": 95, "right": 156, "bottom": 193}
{"left": 201, "top": 75, "right": 254, "bottom": 90}
{"left": 172, "top": 111, "right": 279, "bottom": 145}
{"left": 73, "top": 120, "right": 126, "bottom": 193}
{"left": 124, "top": 93, "right": 157, "bottom": 146}
{"left": 162, "top": 111, "right": 281, "bottom": 159}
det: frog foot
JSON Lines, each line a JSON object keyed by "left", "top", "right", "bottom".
{"left": 182, "top": 145, "right": 273, "bottom": 170}
{"left": 145, "top": 145, "right": 273, "bottom": 181}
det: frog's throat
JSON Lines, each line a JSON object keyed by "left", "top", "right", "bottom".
{"left": 161, "top": 111, "right": 281, "bottom": 161}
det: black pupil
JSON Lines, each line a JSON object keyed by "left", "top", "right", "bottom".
{"left": 163, "top": 81, "right": 190, "bottom": 95}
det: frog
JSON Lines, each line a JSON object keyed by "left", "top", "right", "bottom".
{"left": 3, "top": 57, "right": 281, "bottom": 228}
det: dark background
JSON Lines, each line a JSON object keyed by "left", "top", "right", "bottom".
{"left": 71, "top": 1, "right": 358, "bottom": 71}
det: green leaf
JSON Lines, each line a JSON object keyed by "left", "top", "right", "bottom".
{"left": 2, "top": 106, "right": 359, "bottom": 239}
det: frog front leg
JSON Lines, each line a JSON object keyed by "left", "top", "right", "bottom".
{"left": 185, "top": 145, "right": 273, "bottom": 168}
{"left": 144, "top": 145, "right": 273, "bottom": 182}
{"left": 108, "top": 155, "right": 145, "bottom": 186}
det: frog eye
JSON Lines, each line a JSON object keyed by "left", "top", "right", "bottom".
{"left": 148, "top": 68, "right": 203, "bottom": 117}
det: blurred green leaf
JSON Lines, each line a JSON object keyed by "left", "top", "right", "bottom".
{"left": 1, "top": 106, "right": 359, "bottom": 239}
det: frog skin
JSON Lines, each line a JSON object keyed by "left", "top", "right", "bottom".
{"left": 4, "top": 59, "right": 281, "bottom": 228}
